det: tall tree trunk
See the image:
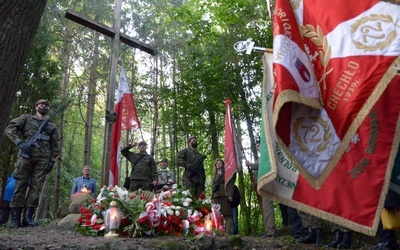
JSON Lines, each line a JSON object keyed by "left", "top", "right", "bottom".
{"left": 53, "top": 0, "right": 74, "bottom": 217}
{"left": 83, "top": 33, "right": 99, "bottom": 165}
{"left": 150, "top": 55, "right": 159, "bottom": 156}
{"left": 0, "top": 1, "right": 48, "bottom": 143}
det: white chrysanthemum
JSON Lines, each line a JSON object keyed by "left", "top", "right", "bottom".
{"left": 182, "top": 190, "right": 190, "bottom": 196}
{"left": 172, "top": 184, "right": 178, "bottom": 189}
{"left": 184, "top": 198, "right": 192, "bottom": 203}
{"left": 187, "top": 209, "right": 192, "bottom": 216}
{"left": 183, "top": 202, "right": 189, "bottom": 207}
{"left": 160, "top": 208, "right": 165, "bottom": 214}
{"left": 175, "top": 206, "right": 181, "bottom": 210}
{"left": 167, "top": 209, "right": 174, "bottom": 215}
{"left": 175, "top": 210, "right": 180, "bottom": 216}
{"left": 171, "top": 205, "right": 176, "bottom": 209}
{"left": 173, "top": 198, "right": 179, "bottom": 203}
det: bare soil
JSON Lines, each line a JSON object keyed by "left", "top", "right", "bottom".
{"left": 0, "top": 220, "right": 380, "bottom": 250}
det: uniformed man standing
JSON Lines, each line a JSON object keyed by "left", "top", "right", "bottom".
{"left": 176, "top": 136, "right": 206, "bottom": 196}
{"left": 5, "top": 99, "right": 60, "bottom": 228}
{"left": 121, "top": 141, "right": 158, "bottom": 192}
{"left": 156, "top": 158, "right": 174, "bottom": 190}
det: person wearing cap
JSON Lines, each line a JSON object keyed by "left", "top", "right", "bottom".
{"left": 121, "top": 141, "right": 157, "bottom": 192}
{"left": 176, "top": 136, "right": 206, "bottom": 196}
{"left": 156, "top": 158, "right": 174, "bottom": 191}
{"left": 5, "top": 99, "right": 60, "bottom": 228}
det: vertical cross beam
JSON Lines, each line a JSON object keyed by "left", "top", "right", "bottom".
{"left": 65, "top": 0, "right": 156, "bottom": 187}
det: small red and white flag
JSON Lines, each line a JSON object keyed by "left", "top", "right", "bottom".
{"left": 109, "top": 66, "right": 140, "bottom": 186}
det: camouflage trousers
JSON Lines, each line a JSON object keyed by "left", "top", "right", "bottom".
{"left": 299, "top": 211, "right": 324, "bottom": 229}
{"left": 11, "top": 156, "right": 49, "bottom": 208}
{"left": 182, "top": 179, "right": 204, "bottom": 196}
{"left": 129, "top": 180, "right": 153, "bottom": 192}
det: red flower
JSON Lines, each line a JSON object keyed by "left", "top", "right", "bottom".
{"left": 120, "top": 217, "right": 130, "bottom": 227}
{"left": 93, "top": 224, "right": 102, "bottom": 230}
{"left": 77, "top": 217, "right": 83, "bottom": 224}
{"left": 78, "top": 206, "right": 88, "bottom": 214}
{"left": 198, "top": 193, "right": 205, "bottom": 199}
{"left": 85, "top": 219, "right": 92, "bottom": 226}
{"left": 162, "top": 201, "right": 172, "bottom": 206}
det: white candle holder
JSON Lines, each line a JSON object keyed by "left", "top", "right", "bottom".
{"left": 104, "top": 201, "right": 121, "bottom": 237}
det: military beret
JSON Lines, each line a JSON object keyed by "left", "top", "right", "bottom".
{"left": 36, "top": 99, "right": 50, "bottom": 106}
{"left": 138, "top": 141, "right": 147, "bottom": 147}
{"left": 188, "top": 136, "right": 197, "bottom": 142}
{"left": 160, "top": 158, "right": 168, "bottom": 163}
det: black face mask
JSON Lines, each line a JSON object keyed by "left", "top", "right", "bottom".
{"left": 191, "top": 142, "right": 198, "bottom": 148}
{"left": 38, "top": 106, "right": 49, "bottom": 115}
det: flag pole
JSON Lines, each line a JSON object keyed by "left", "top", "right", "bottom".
{"left": 236, "top": 135, "right": 263, "bottom": 211}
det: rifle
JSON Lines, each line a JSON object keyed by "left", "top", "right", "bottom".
{"left": 188, "top": 155, "right": 207, "bottom": 184}
{"left": 20, "top": 104, "right": 63, "bottom": 159}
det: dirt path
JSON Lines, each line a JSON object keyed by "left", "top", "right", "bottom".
{"left": 0, "top": 221, "right": 379, "bottom": 250}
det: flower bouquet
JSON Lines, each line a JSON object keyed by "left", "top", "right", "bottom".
{"left": 75, "top": 184, "right": 222, "bottom": 237}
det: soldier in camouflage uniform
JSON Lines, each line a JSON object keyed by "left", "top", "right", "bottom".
{"left": 5, "top": 99, "right": 60, "bottom": 228}
{"left": 156, "top": 158, "right": 174, "bottom": 191}
{"left": 121, "top": 141, "right": 158, "bottom": 192}
{"left": 176, "top": 136, "right": 206, "bottom": 196}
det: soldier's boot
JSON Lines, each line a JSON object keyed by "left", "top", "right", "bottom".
{"left": 22, "top": 207, "right": 38, "bottom": 227}
{"left": 10, "top": 207, "right": 23, "bottom": 228}
{"left": 337, "top": 231, "right": 351, "bottom": 249}
{"left": 327, "top": 230, "right": 342, "bottom": 248}
{"left": 300, "top": 227, "right": 316, "bottom": 244}
{"left": 315, "top": 228, "right": 324, "bottom": 247}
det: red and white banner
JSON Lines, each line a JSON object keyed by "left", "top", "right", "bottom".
{"left": 258, "top": 0, "right": 400, "bottom": 235}
{"left": 272, "top": 0, "right": 400, "bottom": 187}
{"left": 109, "top": 66, "right": 140, "bottom": 186}
{"left": 224, "top": 99, "right": 238, "bottom": 187}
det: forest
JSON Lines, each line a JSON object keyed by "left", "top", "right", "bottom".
{"left": 0, "top": 0, "right": 276, "bottom": 236}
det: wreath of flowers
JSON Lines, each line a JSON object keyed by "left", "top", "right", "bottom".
{"left": 75, "top": 184, "right": 221, "bottom": 237}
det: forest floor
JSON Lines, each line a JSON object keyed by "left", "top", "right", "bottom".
{"left": 0, "top": 220, "right": 382, "bottom": 250}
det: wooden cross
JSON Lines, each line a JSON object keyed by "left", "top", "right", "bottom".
{"left": 65, "top": 1, "right": 156, "bottom": 187}
{"left": 65, "top": 10, "right": 156, "bottom": 56}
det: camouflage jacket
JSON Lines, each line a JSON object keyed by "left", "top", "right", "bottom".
{"left": 5, "top": 114, "right": 60, "bottom": 161}
{"left": 157, "top": 168, "right": 174, "bottom": 185}
{"left": 121, "top": 146, "right": 157, "bottom": 182}
{"left": 176, "top": 147, "right": 205, "bottom": 186}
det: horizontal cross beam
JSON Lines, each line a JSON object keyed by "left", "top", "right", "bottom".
{"left": 65, "top": 9, "right": 156, "bottom": 56}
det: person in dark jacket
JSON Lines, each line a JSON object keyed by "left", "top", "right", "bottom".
{"left": 231, "top": 184, "right": 241, "bottom": 235}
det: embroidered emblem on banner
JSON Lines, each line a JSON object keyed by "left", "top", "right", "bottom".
{"left": 293, "top": 116, "right": 331, "bottom": 157}
{"left": 351, "top": 14, "right": 398, "bottom": 52}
